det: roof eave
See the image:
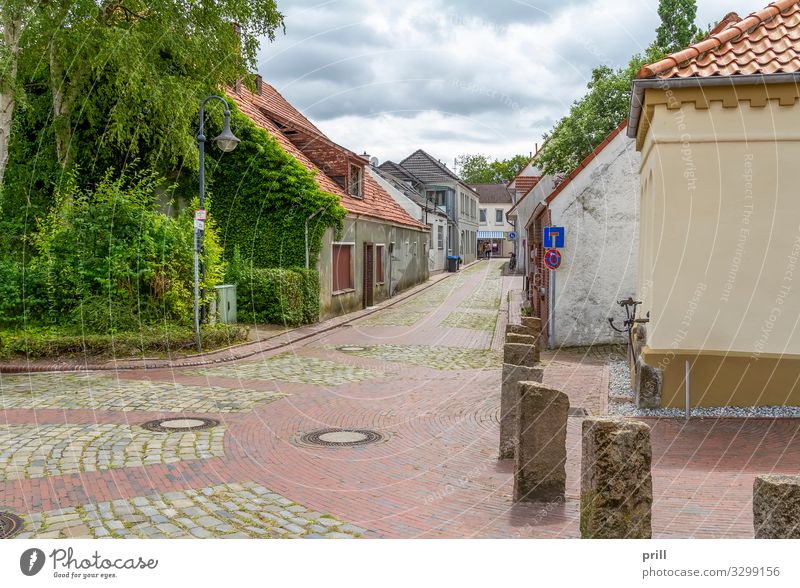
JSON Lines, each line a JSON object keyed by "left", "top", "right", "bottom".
{"left": 627, "top": 72, "right": 800, "bottom": 140}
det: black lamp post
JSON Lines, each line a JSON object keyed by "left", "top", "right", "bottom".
{"left": 194, "top": 95, "right": 240, "bottom": 351}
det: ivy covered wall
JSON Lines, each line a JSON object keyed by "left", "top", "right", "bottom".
{"left": 207, "top": 107, "right": 346, "bottom": 271}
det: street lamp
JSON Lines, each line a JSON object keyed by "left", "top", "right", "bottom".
{"left": 195, "top": 95, "right": 240, "bottom": 352}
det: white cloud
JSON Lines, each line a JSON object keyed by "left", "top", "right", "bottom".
{"left": 258, "top": 0, "right": 770, "bottom": 165}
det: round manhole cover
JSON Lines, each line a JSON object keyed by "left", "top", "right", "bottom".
{"left": 300, "top": 428, "right": 384, "bottom": 447}
{"left": 141, "top": 417, "right": 219, "bottom": 432}
{"left": 337, "top": 345, "right": 367, "bottom": 353}
{"left": 0, "top": 512, "right": 24, "bottom": 539}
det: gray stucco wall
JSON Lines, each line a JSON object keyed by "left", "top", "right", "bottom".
{"left": 548, "top": 133, "right": 640, "bottom": 347}
{"left": 318, "top": 216, "right": 430, "bottom": 321}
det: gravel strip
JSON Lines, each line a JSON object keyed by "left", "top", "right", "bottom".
{"left": 608, "top": 358, "right": 800, "bottom": 418}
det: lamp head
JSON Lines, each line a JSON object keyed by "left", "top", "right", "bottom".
{"left": 214, "top": 111, "right": 240, "bottom": 152}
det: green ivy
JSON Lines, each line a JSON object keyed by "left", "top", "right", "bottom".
{"left": 206, "top": 106, "right": 346, "bottom": 271}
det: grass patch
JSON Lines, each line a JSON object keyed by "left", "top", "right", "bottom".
{"left": 0, "top": 324, "right": 249, "bottom": 360}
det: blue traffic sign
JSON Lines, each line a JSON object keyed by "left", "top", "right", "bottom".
{"left": 509, "top": 231, "right": 516, "bottom": 240}
{"left": 543, "top": 226, "right": 565, "bottom": 249}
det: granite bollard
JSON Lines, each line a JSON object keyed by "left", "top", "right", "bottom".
{"left": 580, "top": 417, "right": 652, "bottom": 538}
{"left": 513, "top": 382, "right": 569, "bottom": 502}
{"left": 753, "top": 474, "right": 800, "bottom": 538}
{"left": 504, "top": 343, "right": 539, "bottom": 367}
{"left": 499, "top": 364, "right": 544, "bottom": 459}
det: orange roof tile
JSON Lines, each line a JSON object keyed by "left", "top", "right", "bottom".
{"left": 512, "top": 176, "right": 541, "bottom": 194}
{"left": 229, "top": 86, "right": 427, "bottom": 231}
{"left": 638, "top": 0, "right": 800, "bottom": 79}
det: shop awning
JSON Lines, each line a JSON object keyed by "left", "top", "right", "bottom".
{"left": 477, "top": 231, "right": 505, "bottom": 239}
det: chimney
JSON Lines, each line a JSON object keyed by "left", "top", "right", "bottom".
{"left": 360, "top": 151, "right": 370, "bottom": 162}
{"left": 255, "top": 73, "right": 263, "bottom": 96}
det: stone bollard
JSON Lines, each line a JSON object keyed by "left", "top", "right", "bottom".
{"left": 753, "top": 475, "right": 800, "bottom": 538}
{"left": 580, "top": 417, "right": 653, "bottom": 538}
{"left": 504, "top": 342, "right": 539, "bottom": 367}
{"left": 499, "top": 364, "right": 544, "bottom": 459}
{"left": 513, "top": 382, "right": 569, "bottom": 502}
{"left": 506, "top": 333, "right": 538, "bottom": 346}
{"left": 520, "top": 316, "right": 542, "bottom": 334}
{"left": 507, "top": 323, "right": 536, "bottom": 337}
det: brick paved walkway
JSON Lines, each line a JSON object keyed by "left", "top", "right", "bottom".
{"left": 2, "top": 259, "right": 799, "bottom": 539}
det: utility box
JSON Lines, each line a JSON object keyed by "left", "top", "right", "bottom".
{"left": 214, "top": 284, "right": 237, "bottom": 324}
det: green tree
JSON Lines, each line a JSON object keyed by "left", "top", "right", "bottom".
{"left": 656, "top": 0, "right": 702, "bottom": 53}
{"left": 536, "top": 57, "right": 652, "bottom": 174}
{"left": 1, "top": 0, "right": 284, "bottom": 186}
{"left": 534, "top": 0, "right": 705, "bottom": 174}
{"left": 456, "top": 153, "right": 529, "bottom": 183}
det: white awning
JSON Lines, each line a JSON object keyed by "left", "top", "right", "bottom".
{"left": 477, "top": 231, "right": 504, "bottom": 239}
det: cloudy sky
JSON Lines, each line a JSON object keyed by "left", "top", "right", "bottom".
{"left": 257, "top": 0, "right": 761, "bottom": 168}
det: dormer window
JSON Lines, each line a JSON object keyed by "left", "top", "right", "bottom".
{"left": 349, "top": 163, "right": 363, "bottom": 198}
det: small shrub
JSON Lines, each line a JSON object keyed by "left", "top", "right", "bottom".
{"left": 232, "top": 260, "right": 319, "bottom": 326}
{"left": 30, "top": 169, "right": 224, "bottom": 329}
{"left": 0, "top": 324, "right": 248, "bottom": 359}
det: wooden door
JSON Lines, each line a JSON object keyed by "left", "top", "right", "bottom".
{"left": 363, "top": 243, "right": 374, "bottom": 308}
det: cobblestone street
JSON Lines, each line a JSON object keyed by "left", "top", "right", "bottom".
{"left": 3, "top": 259, "right": 800, "bottom": 539}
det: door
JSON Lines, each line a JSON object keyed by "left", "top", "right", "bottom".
{"left": 363, "top": 242, "right": 374, "bottom": 308}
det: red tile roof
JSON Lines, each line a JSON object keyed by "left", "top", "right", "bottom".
{"left": 638, "top": 0, "right": 800, "bottom": 79}
{"left": 512, "top": 175, "right": 541, "bottom": 195}
{"left": 545, "top": 121, "right": 627, "bottom": 204}
{"left": 229, "top": 86, "right": 427, "bottom": 231}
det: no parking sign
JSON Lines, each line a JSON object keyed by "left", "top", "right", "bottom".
{"left": 544, "top": 248, "right": 561, "bottom": 270}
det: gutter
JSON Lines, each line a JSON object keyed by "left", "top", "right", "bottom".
{"left": 627, "top": 73, "right": 800, "bottom": 139}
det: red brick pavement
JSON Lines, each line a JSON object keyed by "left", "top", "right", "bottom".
{"left": 3, "top": 260, "right": 800, "bottom": 538}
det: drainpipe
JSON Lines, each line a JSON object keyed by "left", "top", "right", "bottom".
{"left": 305, "top": 204, "right": 330, "bottom": 270}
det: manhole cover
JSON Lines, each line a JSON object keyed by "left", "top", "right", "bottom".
{"left": 300, "top": 428, "right": 383, "bottom": 447}
{"left": 141, "top": 417, "right": 219, "bottom": 432}
{"left": 337, "top": 345, "right": 367, "bottom": 353}
{"left": 0, "top": 512, "right": 24, "bottom": 539}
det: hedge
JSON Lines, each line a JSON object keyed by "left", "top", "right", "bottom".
{"left": 234, "top": 266, "right": 320, "bottom": 326}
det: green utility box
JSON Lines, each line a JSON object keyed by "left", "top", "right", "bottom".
{"left": 214, "top": 284, "right": 237, "bottom": 324}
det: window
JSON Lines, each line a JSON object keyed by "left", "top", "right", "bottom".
{"left": 437, "top": 224, "right": 444, "bottom": 250}
{"left": 332, "top": 244, "right": 354, "bottom": 293}
{"left": 427, "top": 190, "right": 446, "bottom": 207}
{"left": 471, "top": 199, "right": 476, "bottom": 220}
{"left": 480, "top": 208, "right": 486, "bottom": 223}
{"left": 375, "top": 245, "right": 385, "bottom": 284}
{"left": 495, "top": 209, "right": 504, "bottom": 224}
{"left": 349, "top": 164, "right": 363, "bottom": 198}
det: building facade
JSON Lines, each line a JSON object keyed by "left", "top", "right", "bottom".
{"left": 231, "top": 83, "right": 430, "bottom": 322}
{"left": 370, "top": 165, "right": 450, "bottom": 274}
{"left": 628, "top": 0, "right": 800, "bottom": 407}
{"left": 520, "top": 123, "right": 639, "bottom": 348}
{"left": 470, "top": 183, "right": 515, "bottom": 257}
{"left": 380, "top": 150, "right": 481, "bottom": 264}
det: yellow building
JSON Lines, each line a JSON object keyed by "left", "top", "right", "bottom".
{"left": 628, "top": 0, "right": 800, "bottom": 408}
